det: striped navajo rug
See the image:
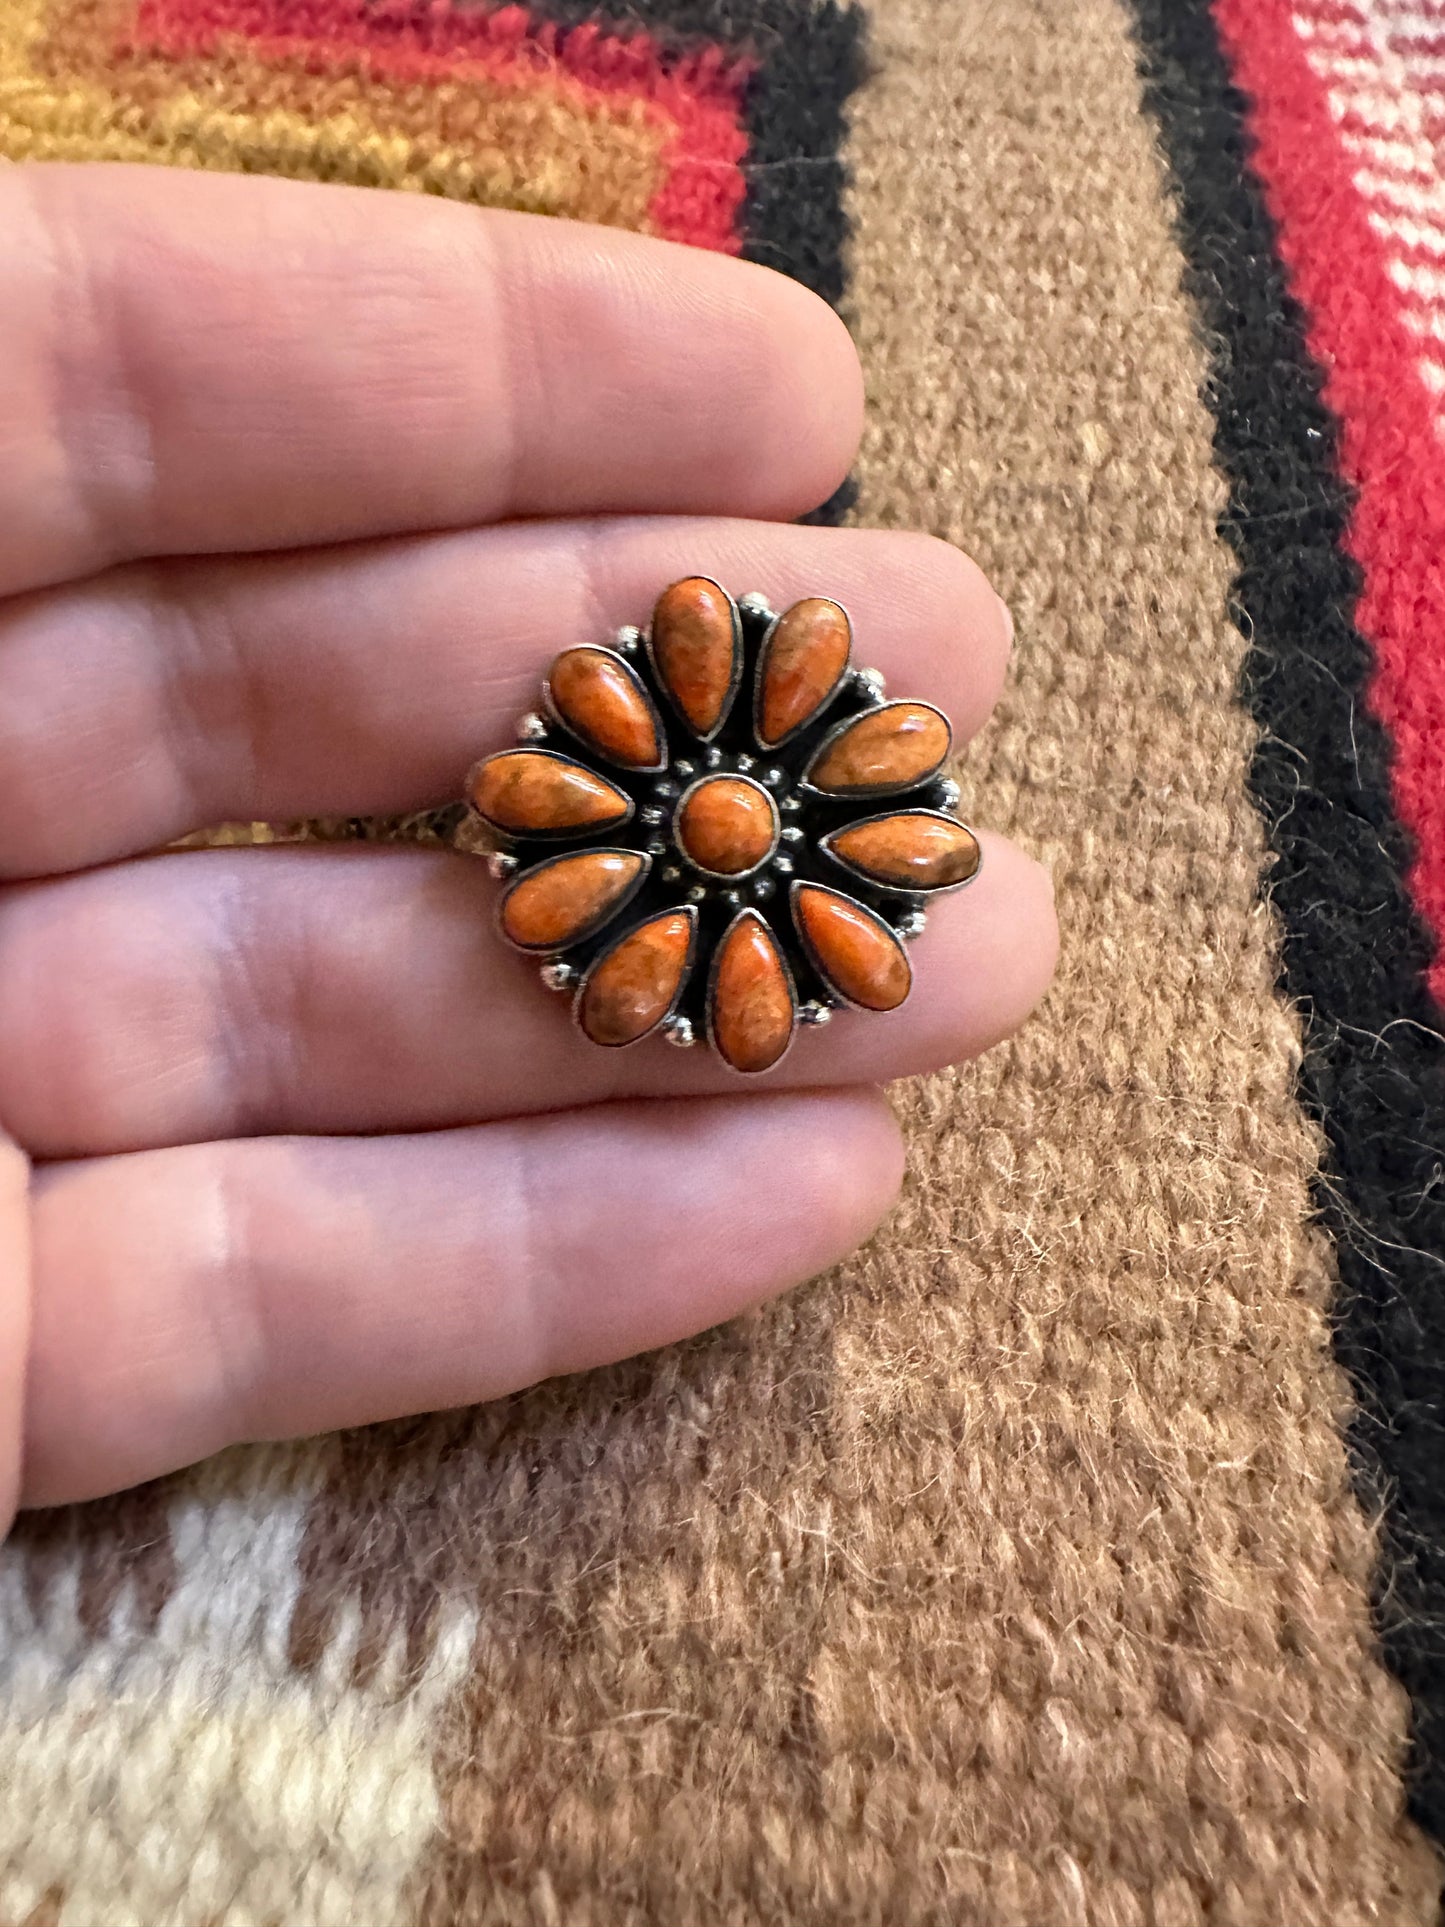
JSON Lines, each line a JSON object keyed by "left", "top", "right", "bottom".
{"left": 1, "top": 0, "right": 1444, "bottom": 1921}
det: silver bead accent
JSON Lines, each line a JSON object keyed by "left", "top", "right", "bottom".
{"left": 936, "top": 778, "right": 962, "bottom": 809}
{"left": 614, "top": 625, "right": 643, "bottom": 654}
{"left": 652, "top": 779, "right": 678, "bottom": 801}
{"left": 515, "top": 711, "right": 549, "bottom": 742}
{"left": 773, "top": 856, "right": 794, "bottom": 877}
{"left": 781, "top": 796, "right": 802, "bottom": 814}
{"left": 763, "top": 767, "right": 786, "bottom": 789}
{"left": 720, "top": 889, "right": 742, "bottom": 910}
{"left": 662, "top": 865, "right": 682, "bottom": 883}
{"left": 737, "top": 592, "right": 775, "bottom": 621}
{"left": 735, "top": 754, "right": 755, "bottom": 772}
{"left": 646, "top": 837, "right": 667, "bottom": 856}
{"left": 853, "top": 667, "right": 887, "bottom": 703}
{"left": 781, "top": 825, "right": 805, "bottom": 845}
{"left": 800, "top": 1001, "right": 833, "bottom": 1027}
{"left": 674, "top": 760, "right": 696, "bottom": 779}
{"left": 752, "top": 877, "right": 775, "bottom": 900}
{"left": 686, "top": 884, "right": 707, "bottom": 903}
{"left": 540, "top": 961, "right": 577, "bottom": 992}
{"left": 640, "top": 805, "right": 667, "bottom": 826}
{"left": 487, "top": 851, "right": 519, "bottom": 880}
{"left": 704, "top": 746, "right": 724, "bottom": 770}
{"left": 662, "top": 1015, "right": 696, "bottom": 1048}
{"left": 897, "top": 910, "right": 928, "bottom": 940}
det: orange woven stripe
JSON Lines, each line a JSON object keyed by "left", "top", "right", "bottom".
{"left": 7, "top": 0, "right": 749, "bottom": 245}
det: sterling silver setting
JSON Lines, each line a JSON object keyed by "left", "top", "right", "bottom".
{"left": 464, "top": 581, "right": 982, "bottom": 1072}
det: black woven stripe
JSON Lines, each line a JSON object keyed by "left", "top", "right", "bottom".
{"left": 538, "top": 0, "right": 864, "bottom": 523}
{"left": 390, "top": 1, "right": 864, "bottom": 533}
{"left": 1127, "top": 0, "right": 1445, "bottom": 1844}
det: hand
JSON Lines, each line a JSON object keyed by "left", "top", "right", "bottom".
{"left": 0, "top": 164, "right": 1057, "bottom": 1526}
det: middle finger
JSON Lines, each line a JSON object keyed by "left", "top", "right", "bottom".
{"left": 0, "top": 519, "right": 1009, "bottom": 877}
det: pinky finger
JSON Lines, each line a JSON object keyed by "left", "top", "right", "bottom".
{"left": 20, "top": 1091, "right": 904, "bottom": 1508}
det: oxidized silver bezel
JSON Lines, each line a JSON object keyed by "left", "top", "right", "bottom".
{"left": 797, "top": 699, "right": 954, "bottom": 800}
{"left": 818, "top": 807, "right": 984, "bottom": 896}
{"left": 571, "top": 902, "right": 700, "bottom": 1047}
{"left": 644, "top": 576, "right": 744, "bottom": 746}
{"left": 466, "top": 745, "right": 636, "bottom": 842}
{"left": 496, "top": 847, "right": 652, "bottom": 954}
{"left": 751, "top": 596, "right": 854, "bottom": 753}
{"left": 542, "top": 645, "right": 669, "bottom": 774}
{"left": 672, "top": 772, "right": 781, "bottom": 881}
{"left": 789, "top": 879, "right": 914, "bottom": 1013}
{"left": 705, "top": 905, "right": 798, "bottom": 1074}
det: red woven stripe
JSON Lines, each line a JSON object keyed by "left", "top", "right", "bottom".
{"left": 1214, "top": 0, "right": 1445, "bottom": 1004}
{"left": 125, "top": 0, "right": 751, "bottom": 251}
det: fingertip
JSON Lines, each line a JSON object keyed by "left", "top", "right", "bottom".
{"left": 773, "top": 1085, "right": 906, "bottom": 1270}
{"left": 555, "top": 1088, "right": 904, "bottom": 1355}
{"left": 877, "top": 531, "right": 1014, "bottom": 741}
{"left": 0, "top": 1126, "right": 29, "bottom": 1533}
{"left": 878, "top": 830, "right": 1059, "bottom": 1079}
{"left": 966, "top": 834, "right": 1060, "bottom": 1052}
{"left": 734, "top": 265, "right": 864, "bottom": 517}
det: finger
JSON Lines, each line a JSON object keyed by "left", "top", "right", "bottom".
{"left": 1, "top": 164, "right": 863, "bottom": 597}
{"left": 21, "top": 1089, "right": 903, "bottom": 1506}
{"left": 0, "top": 836, "right": 1056, "bottom": 1159}
{"left": 0, "top": 1129, "right": 31, "bottom": 1532}
{"left": 0, "top": 521, "right": 1009, "bottom": 877}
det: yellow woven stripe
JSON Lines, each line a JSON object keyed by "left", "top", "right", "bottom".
{"left": 0, "top": 0, "right": 668, "bottom": 222}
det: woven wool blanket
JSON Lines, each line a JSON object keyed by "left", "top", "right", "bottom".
{"left": 2, "top": 1, "right": 1444, "bottom": 1922}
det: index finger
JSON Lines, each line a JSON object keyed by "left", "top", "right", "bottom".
{"left": 0, "top": 164, "right": 864, "bottom": 596}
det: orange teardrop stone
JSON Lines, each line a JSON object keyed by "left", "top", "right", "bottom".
{"left": 500, "top": 851, "right": 646, "bottom": 951}
{"left": 757, "top": 597, "right": 851, "bottom": 746}
{"left": 793, "top": 885, "right": 912, "bottom": 1011}
{"left": 467, "top": 750, "right": 631, "bottom": 836}
{"left": 675, "top": 775, "right": 778, "bottom": 875}
{"left": 710, "top": 913, "right": 795, "bottom": 1073}
{"left": 651, "top": 577, "right": 740, "bottom": 738}
{"left": 806, "top": 702, "right": 951, "bottom": 795}
{"left": 548, "top": 647, "right": 663, "bottom": 769}
{"left": 827, "top": 812, "right": 980, "bottom": 890}
{"left": 579, "top": 910, "right": 695, "bottom": 1046}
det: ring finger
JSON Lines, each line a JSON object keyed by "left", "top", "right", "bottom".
{"left": 0, "top": 835, "right": 1057, "bottom": 1158}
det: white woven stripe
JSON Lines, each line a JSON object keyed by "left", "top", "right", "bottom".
{"left": 0, "top": 1453, "right": 478, "bottom": 1927}
{"left": 1367, "top": 206, "right": 1445, "bottom": 251}
{"left": 1294, "top": 0, "right": 1445, "bottom": 418}
{"left": 1342, "top": 135, "right": 1438, "bottom": 181}
{"left": 1397, "top": 296, "right": 1445, "bottom": 338}
{"left": 1377, "top": 5, "right": 1445, "bottom": 33}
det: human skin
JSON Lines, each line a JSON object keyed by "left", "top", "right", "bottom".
{"left": 0, "top": 165, "right": 1058, "bottom": 1526}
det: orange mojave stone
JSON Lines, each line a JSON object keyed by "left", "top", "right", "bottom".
{"left": 500, "top": 850, "right": 647, "bottom": 951}
{"left": 793, "top": 885, "right": 912, "bottom": 1011}
{"left": 650, "top": 577, "right": 739, "bottom": 738}
{"left": 579, "top": 910, "right": 695, "bottom": 1047}
{"left": 826, "top": 811, "right": 981, "bottom": 891}
{"left": 675, "top": 775, "right": 778, "bottom": 875}
{"left": 806, "top": 702, "right": 951, "bottom": 795}
{"left": 756, "top": 597, "right": 851, "bottom": 746}
{"left": 467, "top": 750, "right": 631, "bottom": 836}
{"left": 548, "top": 647, "right": 663, "bottom": 769}
{"left": 710, "top": 912, "right": 795, "bottom": 1073}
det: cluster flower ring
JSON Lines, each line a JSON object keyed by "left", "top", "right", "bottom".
{"left": 465, "top": 578, "right": 981, "bottom": 1073}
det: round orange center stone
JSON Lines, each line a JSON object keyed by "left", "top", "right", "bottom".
{"left": 674, "top": 775, "right": 779, "bottom": 876}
